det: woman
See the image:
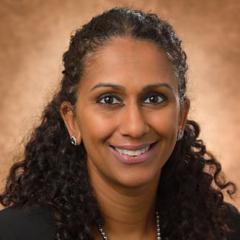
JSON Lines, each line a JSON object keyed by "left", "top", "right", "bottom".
{"left": 0, "top": 7, "right": 239, "bottom": 240}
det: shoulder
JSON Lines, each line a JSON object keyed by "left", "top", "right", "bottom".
{"left": 225, "top": 203, "right": 240, "bottom": 240}
{"left": 0, "top": 205, "right": 55, "bottom": 240}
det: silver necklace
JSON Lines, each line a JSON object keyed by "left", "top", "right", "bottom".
{"left": 98, "top": 210, "right": 161, "bottom": 240}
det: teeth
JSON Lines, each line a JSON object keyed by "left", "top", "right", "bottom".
{"left": 114, "top": 145, "right": 150, "bottom": 156}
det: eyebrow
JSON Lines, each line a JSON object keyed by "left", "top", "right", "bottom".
{"left": 90, "top": 82, "right": 175, "bottom": 92}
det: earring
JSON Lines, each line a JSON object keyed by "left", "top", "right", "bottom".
{"left": 177, "top": 129, "right": 184, "bottom": 141}
{"left": 70, "top": 136, "right": 77, "bottom": 146}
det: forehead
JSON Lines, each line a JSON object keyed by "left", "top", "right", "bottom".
{"left": 79, "top": 36, "right": 177, "bottom": 91}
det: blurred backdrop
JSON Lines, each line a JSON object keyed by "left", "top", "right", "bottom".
{"left": 0, "top": 0, "right": 239, "bottom": 208}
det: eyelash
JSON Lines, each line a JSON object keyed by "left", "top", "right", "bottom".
{"left": 96, "top": 92, "right": 167, "bottom": 106}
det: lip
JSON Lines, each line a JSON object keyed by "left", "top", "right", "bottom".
{"left": 110, "top": 142, "right": 157, "bottom": 150}
{"left": 109, "top": 141, "right": 158, "bottom": 164}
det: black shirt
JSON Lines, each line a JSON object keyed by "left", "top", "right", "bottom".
{"left": 0, "top": 206, "right": 55, "bottom": 240}
{"left": 0, "top": 204, "right": 239, "bottom": 239}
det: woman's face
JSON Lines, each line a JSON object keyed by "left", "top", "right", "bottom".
{"left": 61, "top": 37, "right": 189, "bottom": 189}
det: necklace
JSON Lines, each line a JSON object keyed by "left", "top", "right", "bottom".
{"left": 98, "top": 210, "right": 161, "bottom": 240}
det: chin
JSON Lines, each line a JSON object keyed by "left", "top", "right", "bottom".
{"left": 113, "top": 170, "right": 161, "bottom": 190}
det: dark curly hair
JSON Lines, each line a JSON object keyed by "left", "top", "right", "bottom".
{"left": 0, "top": 7, "right": 237, "bottom": 240}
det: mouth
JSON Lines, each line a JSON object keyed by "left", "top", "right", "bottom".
{"left": 109, "top": 141, "right": 158, "bottom": 164}
{"left": 110, "top": 142, "right": 157, "bottom": 155}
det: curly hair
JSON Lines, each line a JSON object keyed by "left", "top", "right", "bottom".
{"left": 0, "top": 7, "right": 237, "bottom": 240}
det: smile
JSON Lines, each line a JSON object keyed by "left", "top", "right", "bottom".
{"left": 113, "top": 145, "right": 150, "bottom": 157}
{"left": 109, "top": 142, "right": 157, "bottom": 164}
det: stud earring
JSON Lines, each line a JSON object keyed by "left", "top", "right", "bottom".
{"left": 177, "top": 129, "right": 184, "bottom": 141}
{"left": 70, "top": 136, "right": 77, "bottom": 146}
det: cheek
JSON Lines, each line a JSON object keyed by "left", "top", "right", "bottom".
{"left": 78, "top": 108, "right": 117, "bottom": 141}
{"left": 146, "top": 107, "right": 179, "bottom": 135}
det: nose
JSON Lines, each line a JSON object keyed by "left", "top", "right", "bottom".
{"left": 119, "top": 103, "right": 150, "bottom": 138}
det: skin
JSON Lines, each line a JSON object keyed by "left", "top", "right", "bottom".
{"left": 60, "top": 37, "right": 190, "bottom": 239}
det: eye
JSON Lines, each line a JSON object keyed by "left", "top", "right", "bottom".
{"left": 143, "top": 92, "right": 167, "bottom": 105}
{"left": 96, "top": 94, "right": 122, "bottom": 105}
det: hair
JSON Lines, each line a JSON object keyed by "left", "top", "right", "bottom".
{"left": 0, "top": 7, "right": 237, "bottom": 240}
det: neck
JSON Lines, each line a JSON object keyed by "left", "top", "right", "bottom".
{"left": 88, "top": 165, "right": 161, "bottom": 239}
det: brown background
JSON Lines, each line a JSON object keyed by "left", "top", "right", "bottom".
{"left": 0, "top": 0, "right": 239, "bottom": 209}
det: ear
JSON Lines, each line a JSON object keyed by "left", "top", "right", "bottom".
{"left": 59, "top": 101, "right": 81, "bottom": 145}
{"left": 179, "top": 98, "right": 190, "bottom": 129}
